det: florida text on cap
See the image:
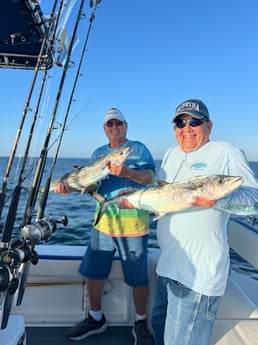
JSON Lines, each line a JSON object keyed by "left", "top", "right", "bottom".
{"left": 173, "top": 99, "right": 210, "bottom": 122}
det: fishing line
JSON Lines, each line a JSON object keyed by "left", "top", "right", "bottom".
{"left": 0, "top": 0, "right": 62, "bottom": 222}
{"left": 0, "top": 0, "right": 62, "bottom": 243}
{"left": 50, "top": 0, "right": 102, "bottom": 152}
{"left": 0, "top": 0, "right": 68, "bottom": 214}
{"left": 1, "top": 0, "right": 99, "bottom": 329}
{"left": 0, "top": 0, "right": 68, "bottom": 330}
{"left": 22, "top": 0, "right": 88, "bottom": 226}
{"left": 37, "top": 0, "right": 102, "bottom": 220}
{"left": 0, "top": 2, "right": 103, "bottom": 328}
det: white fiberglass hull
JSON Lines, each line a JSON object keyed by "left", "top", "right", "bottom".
{"left": 7, "top": 219, "right": 258, "bottom": 345}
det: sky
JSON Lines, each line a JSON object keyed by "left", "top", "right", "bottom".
{"left": 1, "top": 0, "right": 258, "bottom": 161}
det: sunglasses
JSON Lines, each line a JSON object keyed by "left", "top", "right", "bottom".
{"left": 106, "top": 120, "right": 124, "bottom": 127}
{"left": 174, "top": 118, "right": 208, "bottom": 129}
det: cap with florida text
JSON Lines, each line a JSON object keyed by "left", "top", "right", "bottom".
{"left": 172, "top": 99, "right": 210, "bottom": 122}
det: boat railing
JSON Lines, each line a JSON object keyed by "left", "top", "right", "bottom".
{"left": 247, "top": 215, "right": 258, "bottom": 226}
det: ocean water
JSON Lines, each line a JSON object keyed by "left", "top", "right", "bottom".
{"left": 0, "top": 157, "right": 258, "bottom": 279}
{"left": 0, "top": 156, "right": 162, "bottom": 247}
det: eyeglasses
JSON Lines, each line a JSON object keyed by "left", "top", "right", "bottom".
{"left": 105, "top": 120, "right": 124, "bottom": 127}
{"left": 174, "top": 118, "right": 208, "bottom": 129}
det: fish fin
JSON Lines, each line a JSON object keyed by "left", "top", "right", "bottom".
{"left": 89, "top": 191, "right": 106, "bottom": 203}
{"left": 93, "top": 201, "right": 108, "bottom": 226}
{"left": 80, "top": 188, "right": 89, "bottom": 194}
{"left": 179, "top": 185, "right": 198, "bottom": 191}
{"left": 157, "top": 180, "right": 170, "bottom": 186}
{"left": 152, "top": 212, "right": 167, "bottom": 221}
{"left": 73, "top": 164, "right": 82, "bottom": 170}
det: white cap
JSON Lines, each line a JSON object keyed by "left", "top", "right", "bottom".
{"left": 104, "top": 108, "right": 126, "bottom": 124}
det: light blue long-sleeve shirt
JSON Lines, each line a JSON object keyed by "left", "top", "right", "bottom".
{"left": 156, "top": 141, "right": 258, "bottom": 296}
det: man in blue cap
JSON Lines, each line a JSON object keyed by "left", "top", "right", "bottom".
{"left": 151, "top": 99, "right": 258, "bottom": 344}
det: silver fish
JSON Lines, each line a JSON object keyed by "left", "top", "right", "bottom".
{"left": 94, "top": 175, "right": 243, "bottom": 225}
{"left": 49, "top": 146, "right": 133, "bottom": 193}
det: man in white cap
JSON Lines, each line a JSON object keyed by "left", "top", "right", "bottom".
{"left": 56, "top": 107, "right": 155, "bottom": 344}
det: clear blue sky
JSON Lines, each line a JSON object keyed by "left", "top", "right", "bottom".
{"left": 1, "top": 0, "right": 258, "bottom": 161}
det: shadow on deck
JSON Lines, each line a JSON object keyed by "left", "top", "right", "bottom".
{"left": 26, "top": 326, "right": 134, "bottom": 345}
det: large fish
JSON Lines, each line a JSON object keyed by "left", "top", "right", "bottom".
{"left": 94, "top": 175, "right": 243, "bottom": 225}
{"left": 48, "top": 146, "right": 133, "bottom": 193}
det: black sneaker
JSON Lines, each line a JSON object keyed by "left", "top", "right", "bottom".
{"left": 66, "top": 313, "right": 108, "bottom": 341}
{"left": 132, "top": 319, "right": 154, "bottom": 345}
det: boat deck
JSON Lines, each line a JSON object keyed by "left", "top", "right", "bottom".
{"left": 5, "top": 220, "right": 258, "bottom": 345}
{"left": 26, "top": 326, "right": 134, "bottom": 345}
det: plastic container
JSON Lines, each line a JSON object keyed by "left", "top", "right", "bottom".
{"left": 0, "top": 315, "right": 26, "bottom": 345}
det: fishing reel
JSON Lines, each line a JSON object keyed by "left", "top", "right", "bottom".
{"left": 0, "top": 254, "right": 19, "bottom": 294}
{"left": 0, "top": 238, "right": 35, "bottom": 293}
{"left": 20, "top": 216, "right": 68, "bottom": 244}
{"left": 0, "top": 238, "right": 39, "bottom": 330}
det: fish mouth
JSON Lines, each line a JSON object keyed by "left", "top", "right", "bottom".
{"left": 232, "top": 176, "right": 243, "bottom": 184}
{"left": 227, "top": 176, "right": 243, "bottom": 189}
{"left": 125, "top": 147, "right": 133, "bottom": 154}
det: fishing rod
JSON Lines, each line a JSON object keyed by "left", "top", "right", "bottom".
{"left": 0, "top": 1, "right": 61, "bottom": 246}
{"left": 0, "top": 0, "right": 103, "bottom": 327}
{"left": 0, "top": 0, "right": 65, "bottom": 329}
{"left": 0, "top": 42, "right": 48, "bottom": 220}
{"left": 36, "top": 0, "right": 102, "bottom": 222}
{"left": 4, "top": 0, "right": 77, "bottom": 310}
{"left": 0, "top": 0, "right": 61, "bottom": 220}
{"left": 21, "top": 0, "right": 87, "bottom": 229}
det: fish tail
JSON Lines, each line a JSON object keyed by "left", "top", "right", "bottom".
{"left": 88, "top": 191, "right": 108, "bottom": 226}
{"left": 93, "top": 201, "right": 108, "bottom": 226}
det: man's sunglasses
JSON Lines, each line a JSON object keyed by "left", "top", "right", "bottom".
{"left": 105, "top": 120, "right": 124, "bottom": 127}
{"left": 174, "top": 118, "right": 208, "bottom": 129}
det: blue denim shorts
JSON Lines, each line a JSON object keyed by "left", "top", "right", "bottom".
{"left": 79, "top": 228, "right": 149, "bottom": 288}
